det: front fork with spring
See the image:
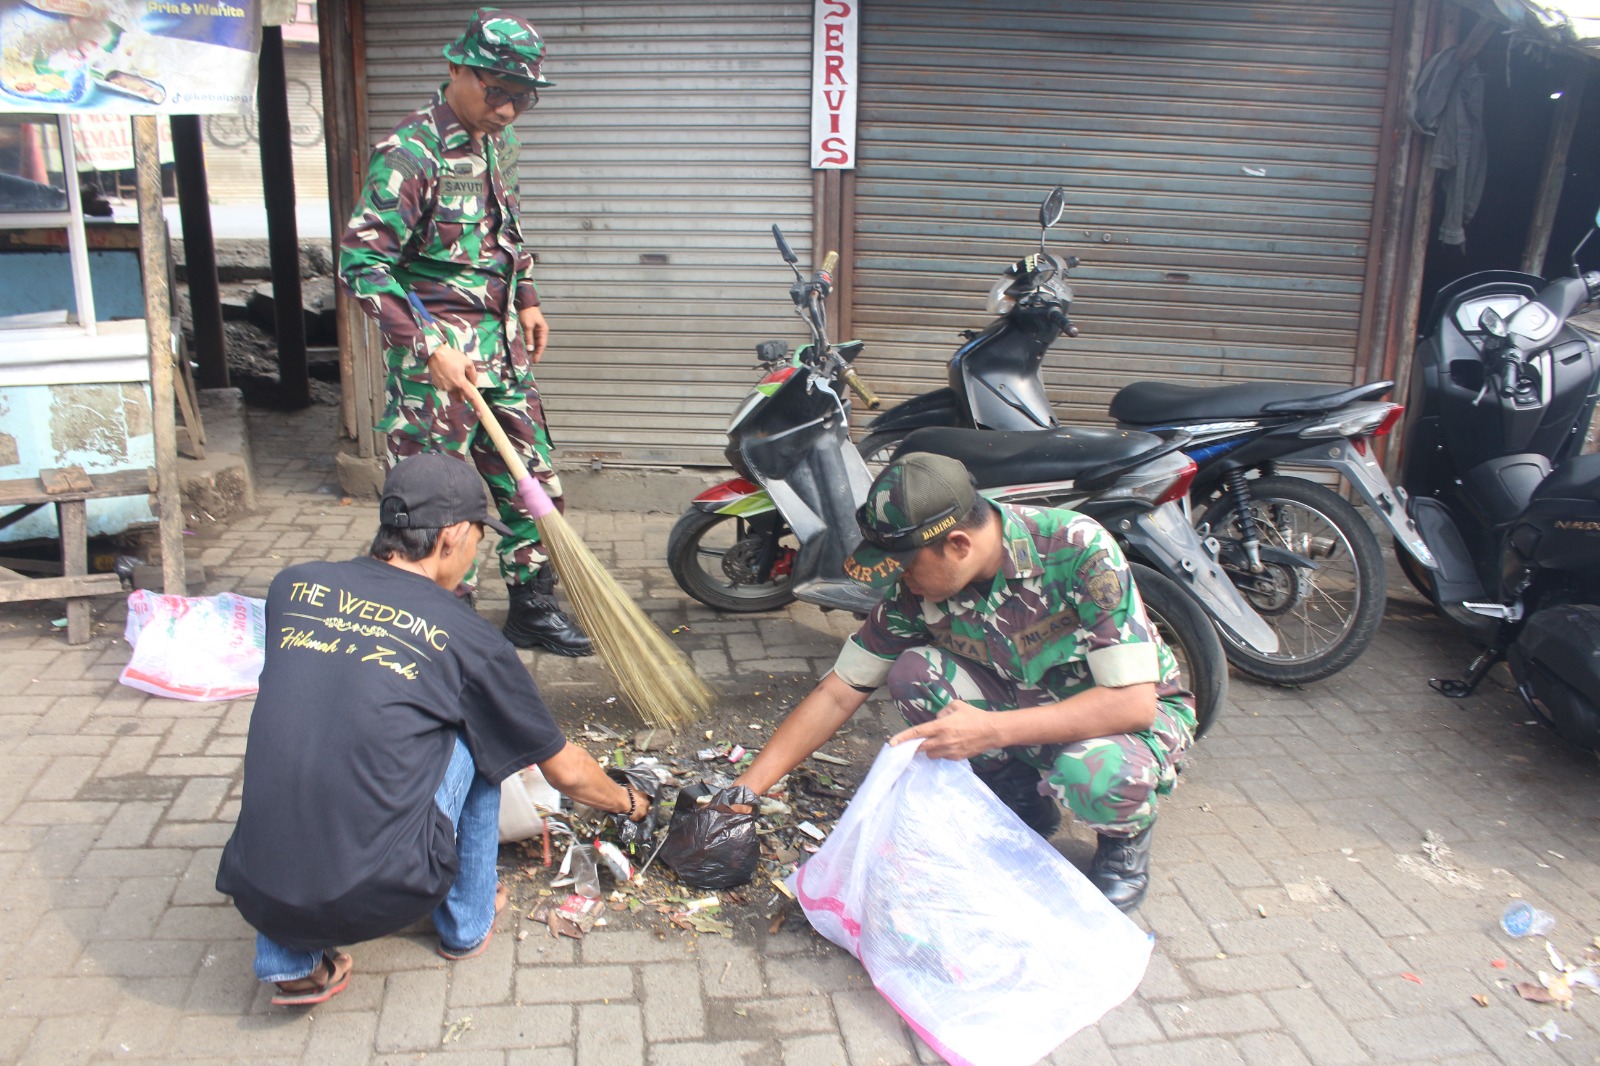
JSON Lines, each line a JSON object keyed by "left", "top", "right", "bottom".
{"left": 1224, "top": 470, "right": 1266, "bottom": 573}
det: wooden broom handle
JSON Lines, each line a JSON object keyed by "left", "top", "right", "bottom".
{"left": 463, "top": 384, "right": 531, "bottom": 481}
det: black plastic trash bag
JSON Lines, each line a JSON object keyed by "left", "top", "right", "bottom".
{"left": 605, "top": 765, "right": 662, "bottom": 849}
{"left": 660, "top": 781, "right": 761, "bottom": 888}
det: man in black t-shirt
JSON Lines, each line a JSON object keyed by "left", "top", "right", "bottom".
{"left": 218, "top": 453, "right": 651, "bottom": 1006}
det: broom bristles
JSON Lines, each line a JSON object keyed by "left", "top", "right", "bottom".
{"left": 533, "top": 510, "right": 711, "bottom": 731}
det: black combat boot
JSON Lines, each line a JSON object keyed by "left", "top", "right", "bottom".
{"left": 1088, "top": 824, "right": 1155, "bottom": 913}
{"left": 503, "top": 568, "right": 593, "bottom": 657}
{"left": 975, "top": 758, "right": 1062, "bottom": 838}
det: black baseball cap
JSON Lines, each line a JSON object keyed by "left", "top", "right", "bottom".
{"left": 843, "top": 453, "right": 981, "bottom": 589}
{"left": 379, "top": 453, "right": 512, "bottom": 536}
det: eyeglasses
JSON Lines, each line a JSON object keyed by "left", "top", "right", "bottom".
{"left": 472, "top": 67, "right": 538, "bottom": 110}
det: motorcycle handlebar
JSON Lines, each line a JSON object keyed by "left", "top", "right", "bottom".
{"left": 840, "top": 366, "right": 880, "bottom": 409}
{"left": 816, "top": 250, "right": 839, "bottom": 296}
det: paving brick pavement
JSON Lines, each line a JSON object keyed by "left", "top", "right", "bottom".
{"left": 1, "top": 404, "right": 1598, "bottom": 1064}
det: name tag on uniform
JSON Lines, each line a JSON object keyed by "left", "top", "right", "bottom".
{"left": 441, "top": 174, "right": 481, "bottom": 199}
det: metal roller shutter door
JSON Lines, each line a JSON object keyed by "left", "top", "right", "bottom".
{"left": 361, "top": 1, "right": 815, "bottom": 465}
{"left": 850, "top": 0, "right": 1395, "bottom": 427}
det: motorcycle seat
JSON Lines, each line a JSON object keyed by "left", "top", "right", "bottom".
{"left": 902, "top": 425, "right": 1166, "bottom": 488}
{"left": 1110, "top": 380, "right": 1393, "bottom": 424}
{"left": 1532, "top": 453, "right": 1600, "bottom": 503}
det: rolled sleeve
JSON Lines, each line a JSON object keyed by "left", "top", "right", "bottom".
{"left": 1086, "top": 643, "right": 1160, "bottom": 688}
{"left": 830, "top": 636, "right": 895, "bottom": 692}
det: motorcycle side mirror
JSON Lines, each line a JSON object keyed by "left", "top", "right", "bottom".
{"left": 1039, "top": 186, "right": 1065, "bottom": 230}
{"left": 1478, "top": 306, "right": 1510, "bottom": 338}
{"left": 771, "top": 224, "right": 799, "bottom": 265}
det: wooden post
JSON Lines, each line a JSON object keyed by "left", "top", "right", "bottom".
{"left": 258, "top": 24, "right": 311, "bottom": 410}
{"left": 1522, "top": 61, "right": 1588, "bottom": 275}
{"left": 171, "top": 114, "right": 230, "bottom": 389}
{"left": 134, "top": 116, "right": 187, "bottom": 595}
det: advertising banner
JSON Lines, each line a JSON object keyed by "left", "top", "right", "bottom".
{"left": 0, "top": 0, "right": 261, "bottom": 115}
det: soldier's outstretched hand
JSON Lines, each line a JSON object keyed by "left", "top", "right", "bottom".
{"left": 427, "top": 344, "right": 478, "bottom": 403}
{"left": 519, "top": 306, "right": 549, "bottom": 363}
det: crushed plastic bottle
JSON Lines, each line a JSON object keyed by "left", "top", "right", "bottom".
{"left": 1501, "top": 900, "right": 1556, "bottom": 938}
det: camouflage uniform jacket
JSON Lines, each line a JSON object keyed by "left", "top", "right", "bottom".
{"left": 339, "top": 88, "right": 538, "bottom": 379}
{"left": 833, "top": 503, "right": 1195, "bottom": 731}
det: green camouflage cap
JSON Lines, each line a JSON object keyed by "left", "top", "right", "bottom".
{"left": 443, "top": 9, "right": 554, "bottom": 88}
{"left": 844, "top": 453, "right": 980, "bottom": 589}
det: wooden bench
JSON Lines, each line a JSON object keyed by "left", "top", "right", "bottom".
{"left": 0, "top": 467, "right": 157, "bottom": 644}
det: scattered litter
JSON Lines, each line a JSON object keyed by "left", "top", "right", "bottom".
{"left": 1401, "top": 972, "right": 1424, "bottom": 985}
{"left": 1255, "top": 905, "right": 1267, "bottom": 918}
{"left": 1471, "top": 993, "right": 1489, "bottom": 1007}
{"left": 1242, "top": 165, "right": 1267, "bottom": 176}
{"left": 697, "top": 748, "right": 719, "bottom": 761}
{"left": 811, "top": 751, "right": 850, "bottom": 766}
{"left": 1501, "top": 901, "right": 1556, "bottom": 938}
{"left": 50, "top": 617, "right": 68, "bottom": 629}
{"left": 534, "top": 893, "right": 606, "bottom": 939}
{"left": 595, "top": 840, "right": 635, "bottom": 882}
{"left": 796, "top": 821, "right": 825, "bottom": 841}
{"left": 1547, "top": 851, "right": 1566, "bottom": 860}
{"left": 1515, "top": 980, "right": 1568, "bottom": 1007}
{"left": 1491, "top": 959, "right": 1508, "bottom": 969}
{"left": 441, "top": 1016, "right": 474, "bottom": 1044}
{"left": 1396, "top": 831, "right": 1480, "bottom": 890}
{"left": 1528, "top": 1019, "right": 1571, "bottom": 1042}
{"left": 769, "top": 906, "right": 789, "bottom": 934}
{"left": 727, "top": 745, "right": 747, "bottom": 763}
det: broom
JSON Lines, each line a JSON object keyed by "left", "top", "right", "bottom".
{"left": 463, "top": 383, "right": 710, "bottom": 732}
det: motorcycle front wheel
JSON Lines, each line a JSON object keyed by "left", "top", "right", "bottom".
{"left": 858, "top": 431, "right": 909, "bottom": 479}
{"left": 666, "top": 509, "right": 799, "bottom": 613}
{"left": 1200, "top": 475, "right": 1385, "bottom": 685}
{"left": 1130, "top": 563, "right": 1226, "bottom": 740}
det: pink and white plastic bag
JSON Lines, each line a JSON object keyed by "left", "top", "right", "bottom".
{"left": 119, "top": 590, "right": 267, "bottom": 701}
{"left": 788, "top": 740, "right": 1151, "bottom": 1066}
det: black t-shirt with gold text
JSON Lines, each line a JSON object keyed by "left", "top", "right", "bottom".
{"left": 217, "top": 556, "right": 564, "bottom": 951}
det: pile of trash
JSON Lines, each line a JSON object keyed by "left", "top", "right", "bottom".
{"left": 498, "top": 721, "right": 860, "bottom": 942}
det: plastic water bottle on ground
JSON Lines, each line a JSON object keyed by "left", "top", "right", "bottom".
{"left": 1501, "top": 900, "right": 1556, "bottom": 937}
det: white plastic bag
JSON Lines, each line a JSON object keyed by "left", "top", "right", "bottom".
{"left": 788, "top": 740, "right": 1151, "bottom": 1066}
{"left": 499, "top": 765, "right": 561, "bottom": 843}
{"left": 118, "top": 590, "right": 267, "bottom": 702}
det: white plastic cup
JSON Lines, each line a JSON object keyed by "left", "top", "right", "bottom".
{"left": 1501, "top": 900, "right": 1556, "bottom": 937}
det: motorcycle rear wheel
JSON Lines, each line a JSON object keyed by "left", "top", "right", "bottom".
{"left": 1130, "top": 563, "right": 1226, "bottom": 740}
{"left": 1200, "top": 475, "right": 1385, "bottom": 685}
{"left": 667, "top": 509, "right": 799, "bottom": 613}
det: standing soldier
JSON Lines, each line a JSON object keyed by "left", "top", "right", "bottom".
{"left": 339, "top": 8, "right": 591, "bottom": 656}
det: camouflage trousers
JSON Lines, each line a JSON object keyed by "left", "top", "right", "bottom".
{"left": 886, "top": 646, "right": 1193, "bottom": 837}
{"left": 379, "top": 360, "right": 562, "bottom": 590}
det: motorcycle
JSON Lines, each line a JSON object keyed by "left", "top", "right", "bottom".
{"left": 1401, "top": 208, "right": 1600, "bottom": 754}
{"left": 858, "top": 185, "right": 1421, "bottom": 686}
{"left": 1107, "top": 382, "right": 1429, "bottom": 686}
{"left": 667, "top": 225, "right": 1281, "bottom": 737}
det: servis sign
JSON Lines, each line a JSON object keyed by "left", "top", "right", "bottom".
{"left": 809, "top": 0, "right": 856, "bottom": 169}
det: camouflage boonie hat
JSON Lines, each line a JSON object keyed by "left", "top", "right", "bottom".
{"left": 443, "top": 8, "right": 554, "bottom": 88}
{"left": 844, "top": 453, "right": 981, "bottom": 589}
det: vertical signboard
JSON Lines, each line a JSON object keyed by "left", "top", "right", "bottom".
{"left": 809, "top": 0, "right": 856, "bottom": 169}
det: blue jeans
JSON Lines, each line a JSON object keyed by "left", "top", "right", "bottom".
{"left": 253, "top": 735, "right": 501, "bottom": 983}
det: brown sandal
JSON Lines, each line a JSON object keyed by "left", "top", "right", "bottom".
{"left": 271, "top": 950, "right": 353, "bottom": 1007}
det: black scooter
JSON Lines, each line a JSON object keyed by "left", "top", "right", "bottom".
{"left": 1403, "top": 208, "right": 1600, "bottom": 753}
